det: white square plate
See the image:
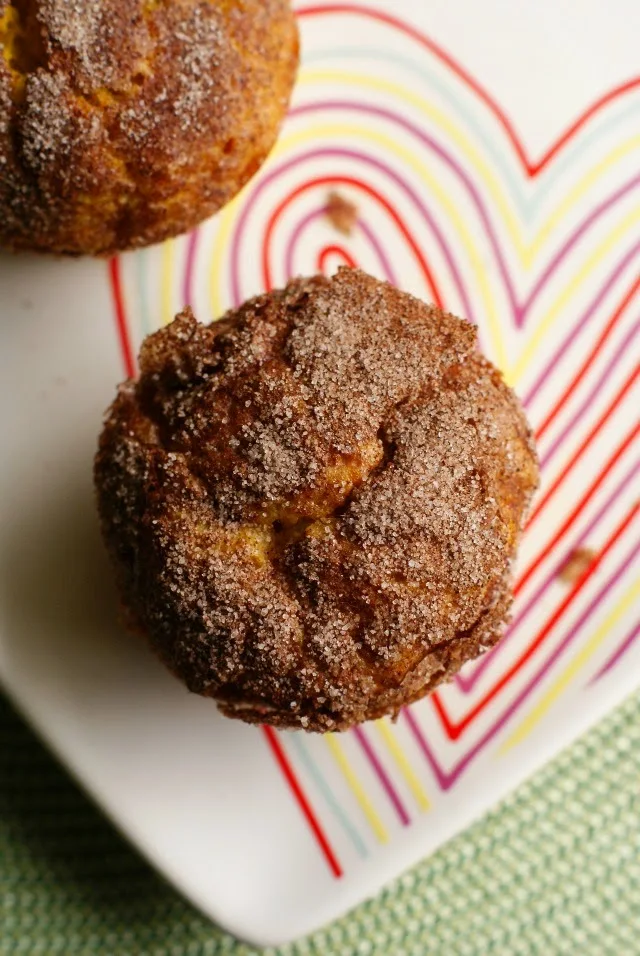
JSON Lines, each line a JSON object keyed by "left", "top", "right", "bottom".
{"left": 1, "top": 1, "right": 639, "bottom": 946}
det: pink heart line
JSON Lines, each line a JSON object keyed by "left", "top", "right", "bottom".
{"left": 224, "top": 146, "right": 639, "bottom": 704}
{"left": 590, "top": 618, "right": 640, "bottom": 683}
{"left": 405, "top": 535, "right": 640, "bottom": 790}
{"left": 455, "top": 457, "right": 640, "bottom": 694}
{"left": 230, "top": 145, "right": 476, "bottom": 322}
{"left": 283, "top": 205, "right": 400, "bottom": 285}
{"left": 523, "top": 240, "right": 640, "bottom": 406}
{"left": 538, "top": 318, "right": 640, "bottom": 469}
{"left": 246, "top": 187, "right": 639, "bottom": 703}
{"left": 353, "top": 726, "right": 411, "bottom": 825}
{"left": 175, "top": 152, "right": 639, "bottom": 748}
{"left": 230, "top": 144, "right": 640, "bottom": 412}
{"left": 286, "top": 101, "right": 640, "bottom": 328}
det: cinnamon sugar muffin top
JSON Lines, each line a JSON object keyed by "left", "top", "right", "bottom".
{"left": 95, "top": 269, "right": 538, "bottom": 731}
{"left": 0, "top": 0, "right": 298, "bottom": 254}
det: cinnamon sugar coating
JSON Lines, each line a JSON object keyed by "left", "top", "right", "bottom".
{"left": 0, "top": 0, "right": 298, "bottom": 255}
{"left": 95, "top": 270, "right": 538, "bottom": 731}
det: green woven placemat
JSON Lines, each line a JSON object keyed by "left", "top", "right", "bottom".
{"left": 1, "top": 692, "right": 639, "bottom": 956}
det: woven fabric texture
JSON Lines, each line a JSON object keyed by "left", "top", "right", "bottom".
{"left": 1, "top": 691, "right": 639, "bottom": 956}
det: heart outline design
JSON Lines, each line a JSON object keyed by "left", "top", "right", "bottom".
{"left": 108, "top": 1, "right": 640, "bottom": 875}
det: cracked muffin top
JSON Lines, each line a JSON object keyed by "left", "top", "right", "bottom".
{"left": 95, "top": 269, "right": 538, "bottom": 731}
{"left": 0, "top": 0, "right": 298, "bottom": 254}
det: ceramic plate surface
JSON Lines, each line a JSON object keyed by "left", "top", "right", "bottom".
{"left": 1, "top": 0, "right": 639, "bottom": 946}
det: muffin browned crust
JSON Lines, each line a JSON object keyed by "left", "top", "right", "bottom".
{"left": 0, "top": 0, "right": 298, "bottom": 255}
{"left": 95, "top": 269, "right": 538, "bottom": 731}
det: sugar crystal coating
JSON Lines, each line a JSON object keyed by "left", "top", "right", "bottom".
{"left": 0, "top": 0, "right": 298, "bottom": 254}
{"left": 95, "top": 269, "right": 539, "bottom": 731}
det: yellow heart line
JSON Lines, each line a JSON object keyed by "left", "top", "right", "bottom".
{"left": 255, "top": 120, "right": 506, "bottom": 370}
{"left": 324, "top": 734, "right": 390, "bottom": 844}
{"left": 207, "top": 122, "right": 507, "bottom": 364}
{"left": 500, "top": 575, "right": 640, "bottom": 752}
{"left": 142, "top": 62, "right": 639, "bottom": 382}
{"left": 112, "top": 53, "right": 638, "bottom": 866}
{"left": 375, "top": 718, "right": 431, "bottom": 811}
{"left": 510, "top": 204, "right": 640, "bottom": 384}
{"left": 161, "top": 238, "right": 176, "bottom": 327}
{"left": 296, "top": 69, "right": 640, "bottom": 267}
{"left": 209, "top": 191, "right": 244, "bottom": 318}
{"left": 207, "top": 124, "right": 639, "bottom": 383}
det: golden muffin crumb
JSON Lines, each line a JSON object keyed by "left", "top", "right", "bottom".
{"left": 558, "top": 547, "right": 596, "bottom": 585}
{"left": 325, "top": 190, "right": 358, "bottom": 235}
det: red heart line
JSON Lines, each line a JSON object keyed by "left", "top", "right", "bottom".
{"left": 262, "top": 174, "right": 444, "bottom": 306}
{"left": 317, "top": 245, "right": 358, "bottom": 273}
{"left": 106, "top": 9, "right": 639, "bottom": 861}
{"left": 534, "top": 276, "right": 640, "bottom": 441}
{"left": 298, "top": 3, "right": 640, "bottom": 177}
{"left": 291, "top": 3, "right": 640, "bottom": 744}
{"left": 431, "top": 498, "right": 640, "bottom": 741}
{"left": 432, "top": 414, "right": 640, "bottom": 740}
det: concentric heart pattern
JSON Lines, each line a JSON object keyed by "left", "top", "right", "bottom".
{"left": 107, "top": 4, "right": 640, "bottom": 878}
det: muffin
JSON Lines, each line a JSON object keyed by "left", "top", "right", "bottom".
{"left": 95, "top": 269, "right": 538, "bottom": 731}
{"left": 0, "top": 0, "right": 298, "bottom": 255}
